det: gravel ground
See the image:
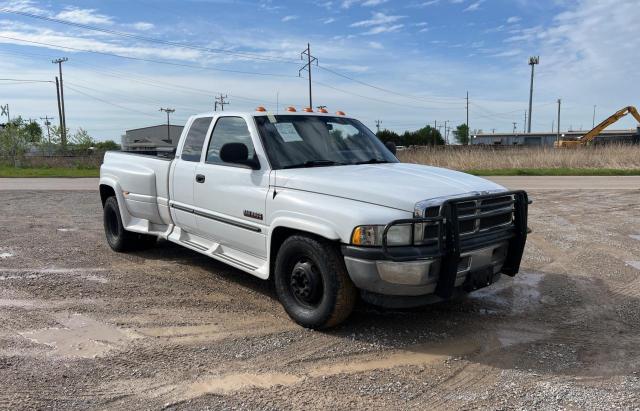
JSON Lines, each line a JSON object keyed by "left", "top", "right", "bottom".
{"left": 1, "top": 189, "right": 639, "bottom": 410}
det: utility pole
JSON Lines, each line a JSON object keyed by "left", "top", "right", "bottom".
{"left": 552, "top": 119, "right": 555, "bottom": 133}
{"left": 524, "top": 111, "right": 527, "bottom": 133}
{"left": 556, "top": 99, "right": 561, "bottom": 144}
{"left": 159, "top": 108, "right": 175, "bottom": 144}
{"left": 465, "top": 91, "right": 469, "bottom": 145}
{"left": 527, "top": 56, "right": 539, "bottom": 133}
{"left": 40, "top": 116, "right": 54, "bottom": 155}
{"left": 214, "top": 94, "right": 229, "bottom": 111}
{"left": 444, "top": 120, "right": 449, "bottom": 144}
{"left": 592, "top": 105, "right": 596, "bottom": 128}
{"left": 299, "top": 43, "right": 317, "bottom": 110}
{"left": 375, "top": 120, "right": 382, "bottom": 134}
{"left": 52, "top": 57, "right": 68, "bottom": 147}
{"left": 512, "top": 122, "right": 518, "bottom": 134}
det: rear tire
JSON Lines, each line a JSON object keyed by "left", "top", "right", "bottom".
{"left": 274, "top": 234, "right": 357, "bottom": 329}
{"left": 103, "top": 196, "right": 156, "bottom": 252}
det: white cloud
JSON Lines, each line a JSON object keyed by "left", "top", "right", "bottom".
{"left": 507, "top": 16, "right": 521, "bottom": 24}
{"left": 362, "top": 24, "right": 404, "bottom": 35}
{"left": 368, "top": 41, "right": 383, "bottom": 49}
{"left": 131, "top": 22, "right": 155, "bottom": 31}
{"left": 420, "top": 0, "right": 440, "bottom": 6}
{"left": 55, "top": 7, "right": 113, "bottom": 25}
{"left": 414, "top": 22, "right": 429, "bottom": 27}
{"left": 463, "top": 1, "right": 483, "bottom": 12}
{"left": 323, "top": 17, "right": 336, "bottom": 24}
{"left": 491, "top": 49, "right": 522, "bottom": 57}
{"left": 0, "top": 0, "right": 45, "bottom": 14}
{"left": 351, "top": 12, "right": 405, "bottom": 27}
{"left": 361, "top": 0, "right": 388, "bottom": 5}
{"left": 281, "top": 15, "right": 298, "bottom": 22}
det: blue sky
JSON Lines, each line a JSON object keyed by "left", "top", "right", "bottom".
{"left": 0, "top": 0, "right": 638, "bottom": 141}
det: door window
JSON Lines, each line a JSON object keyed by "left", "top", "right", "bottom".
{"left": 206, "top": 117, "right": 256, "bottom": 166}
{"left": 181, "top": 117, "right": 212, "bottom": 162}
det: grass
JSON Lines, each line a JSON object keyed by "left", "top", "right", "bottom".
{"left": 398, "top": 145, "right": 640, "bottom": 172}
{"left": 0, "top": 166, "right": 99, "bottom": 178}
{"left": 466, "top": 168, "right": 640, "bottom": 176}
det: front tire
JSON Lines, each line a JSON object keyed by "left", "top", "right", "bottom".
{"left": 103, "top": 196, "right": 156, "bottom": 252}
{"left": 274, "top": 234, "right": 357, "bottom": 329}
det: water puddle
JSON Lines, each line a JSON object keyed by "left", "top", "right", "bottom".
{"left": 309, "top": 339, "right": 480, "bottom": 377}
{"left": 626, "top": 261, "right": 640, "bottom": 270}
{"left": 57, "top": 228, "right": 78, "bottom": 232}
{"left": 20, "top": 314, "right": 132, "bottom": 358}
{"left": 0, "top": 298, "right": 36, "bottom": 308}
{"left": 188, "top": 373, "right": 302, "bottom": 397}
{"left": 495, "top": 328, "right": 549, "bottom": 348}
{"left": 629, "top": 235, "right": 640, "bottom": 241}
{"left": 0, "top": 267, "right": 108, "bottom": 283}
{"left": 0, "top": 252, "right": 13, "bottom": 259}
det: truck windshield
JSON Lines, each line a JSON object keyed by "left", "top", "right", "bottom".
{"left": 254, "top": 115, "right": 398, "bottom": 169}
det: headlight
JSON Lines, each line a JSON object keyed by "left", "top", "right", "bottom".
{"left": 351, "top": 224, "right": 413, "bottom": 246}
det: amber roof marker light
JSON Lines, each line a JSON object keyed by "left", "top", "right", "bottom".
{"left": 336, "top": 111, "right": 346, "bottom": 116}
{"left": 303, "top": 107, "right": 313, "bottom": 112}
{"left": 255, "top": 106, "right": 266, "bottom": 112}
{"left": 286, "top": 106, "right": 297, "bottom": 112}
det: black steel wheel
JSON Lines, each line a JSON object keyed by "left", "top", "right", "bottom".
{"left": 274, "top": 234, "right": 357, "bottom": 329}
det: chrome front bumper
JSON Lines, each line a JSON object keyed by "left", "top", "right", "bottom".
{"left": 344, "top": 241, "right": 509, "bottom": 296}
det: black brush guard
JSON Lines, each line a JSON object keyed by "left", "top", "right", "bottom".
{"left": 381, "top": 190, "right": 529, "bottom": 299}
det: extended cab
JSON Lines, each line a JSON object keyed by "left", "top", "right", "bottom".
{"left": 100, "top": 109, "right": 528, "bottom": 328}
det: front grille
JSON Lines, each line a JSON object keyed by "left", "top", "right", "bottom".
{"left": 421, "top": 193, "right": 515, "bottom": 242}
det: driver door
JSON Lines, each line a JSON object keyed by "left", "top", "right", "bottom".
{"left": 193, "top": 116, "right": 269, "bottom": 258}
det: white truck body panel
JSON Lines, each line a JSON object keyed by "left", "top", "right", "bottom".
{"left": 100, "top": 111, "right": 523, "bottom": 301}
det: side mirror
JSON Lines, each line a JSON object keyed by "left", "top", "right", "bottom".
{"left": 220, "top": 142, "right": 260, "bottom": 169}
{"left": 384, "top": 141, "right": 397, "bottom": 155}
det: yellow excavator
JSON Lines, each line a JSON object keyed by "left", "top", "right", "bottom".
{"left": 554, "top": 105, "right": 640, "bottom": 148}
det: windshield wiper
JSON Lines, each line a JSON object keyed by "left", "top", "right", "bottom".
{"left": 354, "top": 158, "right": 390, "bottom": 165}
{"left": 282, "top": 160, "right": 345, "bottom": 169}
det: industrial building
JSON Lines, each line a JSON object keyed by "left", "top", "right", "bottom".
{"left": 472, "top": 128, "right": 640, "bottom": 146}
{"left": 121, "top": 124, "right": 184, "bottom": 152}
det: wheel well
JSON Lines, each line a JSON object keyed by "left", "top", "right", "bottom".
{"left": 99, "top": 184, "right": 116, "bottom": 207}
{"left": 269, "top": 227, "right": 340, "bottom": 279}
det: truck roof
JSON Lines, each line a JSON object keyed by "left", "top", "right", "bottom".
{"left": 191, "top": 110, "right": 354, "bottom": 119}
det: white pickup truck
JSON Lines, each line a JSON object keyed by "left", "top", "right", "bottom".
{"left": 100, "top": 109, "right": 528, "bottom": 328}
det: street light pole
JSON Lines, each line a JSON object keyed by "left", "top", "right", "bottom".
{"left": 527, "top": 56, "right": 539, "bottom": 134}
{"left": 159, "top": 108, "right": 175, "bottom": 144}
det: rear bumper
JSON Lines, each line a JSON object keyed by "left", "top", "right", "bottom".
{"left": 343, "top": 241, "right": 508, "bottom": 296}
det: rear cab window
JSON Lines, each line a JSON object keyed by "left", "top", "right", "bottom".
{"left": 180, "top": 117, "right": 212, "bottom": 162}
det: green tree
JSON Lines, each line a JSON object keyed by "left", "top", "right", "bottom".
{"left": 95, "top": 140, "right": 120, "bottom": 151}
{"left": 24, "top": 120, "right": 43, "bottom": 143}
{"left": 0, "top": 122, "right": 30, "bottom": 165}
{"left": 376, "top": 129, "right": 401, "bottom": 145}
{"left": 453, "top": 123, "right": 470, "bottom": 145}
{"left": 70, "top": 127, "right": 95, "bottom": 150}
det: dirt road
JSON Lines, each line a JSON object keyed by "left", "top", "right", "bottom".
{"left": 1, "top": 188, "right": 640, "bottom": 409}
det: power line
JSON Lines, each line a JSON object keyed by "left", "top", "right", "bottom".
{"left": 0, "top": 35, "right": 297, "bottom": 79}
{"left": 64, "top": 84, "right": 158, "bottom": 118}
{"left": 317, "top": 64, "right": 463, "bottom": 105}
{"left": 0, "top": 9, "right": 299, "bottom": 65}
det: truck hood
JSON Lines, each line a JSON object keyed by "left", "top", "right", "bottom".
{"left": 274, "top": 163, "right": 506, "bottom": 212}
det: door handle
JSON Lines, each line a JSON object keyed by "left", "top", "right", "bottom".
{"left": 195, "top": 174, "right": 205, "bottom": 183}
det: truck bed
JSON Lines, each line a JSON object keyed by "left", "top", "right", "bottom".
{"left": 100, "top": 151, "right": 173, "bottom": 229}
